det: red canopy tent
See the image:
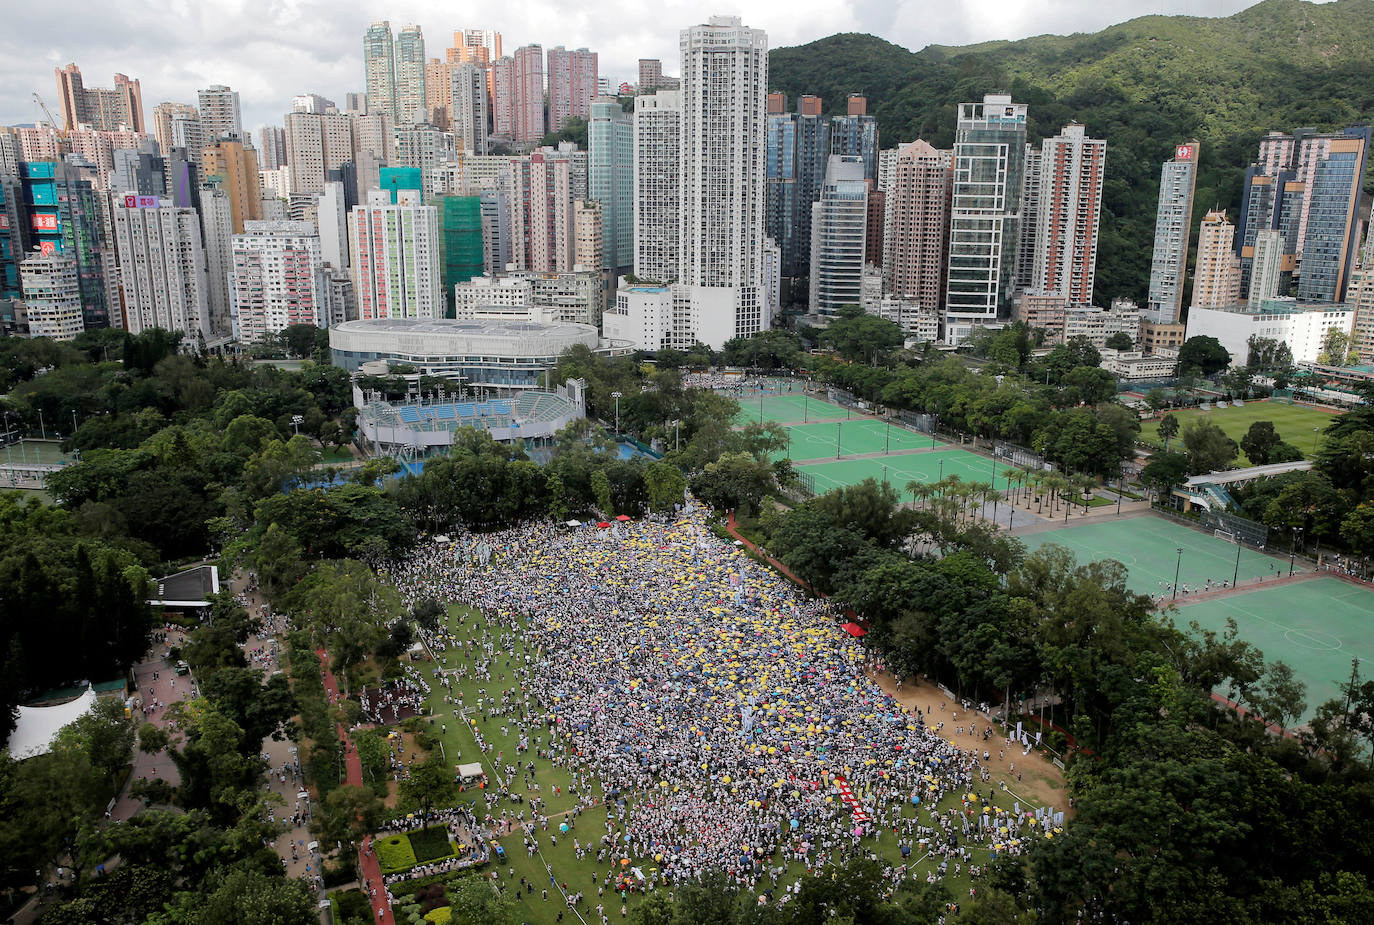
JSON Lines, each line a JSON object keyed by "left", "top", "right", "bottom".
{"left": 841, "top": 622, "right": 867, "bottom": 637}
{"left": 597, "top": 522, "right": 611, "bottom": 528}
{"left": 615, "top": 515, "right": 631, "bottom": 521}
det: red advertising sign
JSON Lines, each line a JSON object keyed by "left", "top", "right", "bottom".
{"left": 39, "top": 241, "right": 56, "bottom": 256}
{"left": 123, "top": 195, "right": 159, "bottom": 208}
{"left": 1175, "top": 144, "right": 1194, "bottom": 161}
{"left": 31, "top": 213, "right": 59, "bottom": 232}
{"left": 0, "top": 214, "right": 8, "bottom": 230}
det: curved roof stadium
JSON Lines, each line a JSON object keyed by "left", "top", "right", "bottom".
{"left": 329, "top": 318, "right": 600, "bottom": 359}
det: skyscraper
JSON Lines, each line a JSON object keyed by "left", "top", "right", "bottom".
{"left": 19, "top": 161, "right": 112, "bottom": 329}
{"left": 633, "top": 90, "right": 680, "bottom": 283}
{"left": 349, "top": 188, "right": 442, "bottom": 320}
{"left": 151, "top": 102, "right": 198, "bottom": 156}
{"left": 677, "top": 15, "right": 769, "bottom": 346}
{"left": 229, "top": 221, "right": 329, "bottom": 341}
{"left": 201, "top": 140, "right": 262, "bottom": 233}
{"left": 1145, "top": 142, "right": 1199, "bottom": 323}
{"left": 394, "top": 25, "right": 429, "bottom": 124}
{"left": 425, "top": 58, "right": 453, "bottom": 128}
{"left": 1248, "top": 229, "right": 1284, "bottom": 306}
{"left": 197, "top": 85, "right": 242, "bottom": 142}
{"left": 809, "top": 155, "right": 868, "bottom": 319}
{"left": 944, "top": 94, "right": 1027, "bottom": 342}
{"left": 1191, "top": 210, "right": 1239, "bottom": 309}
{"left": 547, "top": 47, "right": 599, "bottom": 132}
{"left": 364, "top": 22, "right": 398, "bottom": 123}
{"left": 638, "top": 59, "right": 664, "bottom": 91}
{"left": 284, "top": 110, "right": 352, "bottom": 194}
{"left": 258, "top": 125, "right": 287, "bottom": 170}
{"left": 765, "top": 94, "right": 830, "bottom": 286}
{"left": 513, "top": 46, "right": 547, "bottom": 144}
{"left": 573, "top": 199, "right": 603, "bottom": 274}
{"left": 589, "top": 98, "right": 634, "bottom": 273}
{"left": 882, "top": 139, "right": 952, "bottom": 312}
{"left": 199, "top": 188, "right": 234, "bottom": 332}
{"left": 1296, "top": 127, "right": 1369, "bottom": 303}
{"left": 1013, "top": 144, "right": 1041, "bottom": 291}
{"left": 491, "top": 57, "right": 515, "bottom": 139}
{"left": 111, "top": 195, "right": 211, "bottom": 337}
{"left": 20, "top": 253, "right": 83, "bottom": 340}
{"left": 830, "top": 95, "right": 878, "bottom": 181}
{"left": 452, "top": 64, "right": 489, "bottom": 155}
{"left": 54, "top": 65, "right": 144, "bottom": 132}
{"left": 1032, "top": 123, "right": 1106, "bottom": 305}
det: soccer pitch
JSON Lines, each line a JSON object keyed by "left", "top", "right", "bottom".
{"left": 1176, "top": 577, "right": 1374, "bottom": 723}
{"left": 734, "top": 393, "right": 851, "bottom": 425}
{"left": 797, "top": 450, "right": 1019, "bottom": 496}
{"left": 783, "top": 419, "right": 945, "bottom": 460}
{"left": 1019, "top": 517, "right": 1299, "bottom": 596}
{"left": 1139, "top": 401, "right": 1338, "bottom": 462}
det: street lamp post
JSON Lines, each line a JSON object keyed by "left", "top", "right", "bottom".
{"left": 1173, "top": 546, "right": 1184, "bottom": 600}
{"left": 612, "top": 391, "right": 623, "bottom": 435}
{"left": 1290, "top": 526, "right": 1303, "bottom": 577}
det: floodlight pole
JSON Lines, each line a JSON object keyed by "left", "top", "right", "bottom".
{"left": 612, "top": 391, "right": 622, "bottom": 435}
{"left": 836, "top": 421, "right": 842, "bottom": 459}
{"left": 1233, "top": 540, "right": 1242, "bottom": 587}
{"left": 1173, "top": 546, "right": 1184, "bottom": 600}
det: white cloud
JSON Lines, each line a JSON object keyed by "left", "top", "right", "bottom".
{"left": 0, "top": 0, "right": 1294, "bottom": 134}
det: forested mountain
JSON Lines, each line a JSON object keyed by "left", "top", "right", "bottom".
{"left": 768, "top": 0, "right": 1374, "bottom": 305}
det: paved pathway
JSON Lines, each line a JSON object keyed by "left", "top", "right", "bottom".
{"left": 111, "top": 626, "right": 195, "bottom": 821}
{"left": 317, "top": 648, "right": 392, "bottom": 925}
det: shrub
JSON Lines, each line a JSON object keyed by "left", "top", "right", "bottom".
{"left": 331, "top": 889, "right": 371, "bottom": 925}
{"left": 408, "top": 826, "right": 455, "bottom": 864}
{"left": 424, "top": 907, "right": 452, "bottom": 924}
{"left": 322, "top": 858, "right": 355, "bottom": 888}
{"left": 376, "top": 834, "right": 418, "bottom": 874}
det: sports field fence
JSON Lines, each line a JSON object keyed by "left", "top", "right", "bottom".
{"left": 1151, "top": 502, "right": 1270, "bottom": 550}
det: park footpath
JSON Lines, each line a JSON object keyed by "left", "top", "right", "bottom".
{"left": 110, "top": 626, "right": 195, "bottom": 821}
{"left": 316, "top": 648, "right": 393, "bottom": 925}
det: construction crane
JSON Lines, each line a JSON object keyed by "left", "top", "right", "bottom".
{"left": 31, "top": 91, "right": 67, "bottom": 139}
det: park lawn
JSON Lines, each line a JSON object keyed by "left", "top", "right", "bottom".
{"left": 1138, "top": 401, "right": 1338, "bottom": 463}
{"left": 383, "top": 603, "right": 1015, "bottom": 923}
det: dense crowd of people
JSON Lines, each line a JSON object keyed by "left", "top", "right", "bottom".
{"left": 384, "top": 503, "right": 1058, "bottom": 906}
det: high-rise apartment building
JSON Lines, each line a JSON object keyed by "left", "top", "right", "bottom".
{"left": 170, "top": 111, "right": 205, "bottom": 165}
{"left": 202, "top": 140, "right": 262, "bottom": 233}
{"left": 830, "top": 95, "right": 878, "bottom": 181}
{"left": 882, "top": 139, "right": 952, "bottom": 312}
{"left": 1191, "top": 210, "right": 1239, "bottom": 309}
{"left": 20, "top": 253, "right": 84, "bottom": 340}
{"left": 451, "top": 30, "right": 502, "bottom": 63}
{"left": 1031, "top": 123, "right": 1106, "bottom": 305}
{"left": 199, "top": 188, "right": 234, "bottom": 333}
{"left": 638, "top": 59, "right": 664, "bottom": 91}
{"left": 765, "top": 94, "right": 831, "bottom": 284}
{"left": 284, "top": 110, "right": 352, "bottom": 194}
{"left": 677, "top": 15, "right": 769, "bottom": 346}
{"left": 19, "top": 160, "right": 112, "bottom": 329}
{"left": 1145, "top": 142, "right": 1199, "bottom": 323}
{"left": 1235, "top": 166, "right": 1302, "bottom": 296}
{"left": 491, "top": 57, "right": 515, "bottom": 138}
{"left": 258, "top": 125, "right": 287, "bottom": 170}
{"left": 573, "top": 199, "right": 603, "bottom": 274}
{"left": 229, "top": 221, "right": 329, "bottom": 341}
{"left": 808, "top": 155, "right": 868, "bottom": 319}
{"left": 151, "top": 102, "right": 198, "bottom": 156}
{"left": 1296, "top": 127, "right": 1369, "bottom": 303}
{"left": 588, "top": 98, "right": 634, "bottom": 273}
{"left": 505, "top": 145, "right": 587, "bottom": 273}
{"left": 633, "top": 90, "right": 680, "bottom": 283}
{"left": 547, "top": 47, "right": 599, "bottom": 133}
{"left": 425, "top": 58, "right": 453, "bottom": 128}
{"left": 452, "top": 64, "right": 490, "bottom": 155}
{"left": 395, "top": 25, "right": 429, "bottom": 125}
{"left": 318, "top": 181, "right": 349, "bottom": 270}
{"left": 1348, "top": 208, "right": 1374, "bottom": 362}
{"left": 55, "top": 65, "right": 144, "bottom": 132}
{"left": 1013, "top": 144, "right": 1041, "bottom": 291}
{"left": 111, "top": 195, "right": 210, "bottom": 337}
{"left": 513, "top": 46, "right": 547, "bottom": 144}
{"left": 197, "top": 86, "right": 242, "bottom": 142}
{"left": 349, "top": 188, "right": 442, "bottom": 320}
{"left": 1248, "top": 229, "right": 1285, "bottom": 306}
{"left": 364, "top": 22, "right": 398, "bottom": 123}
{"left": 944, "top": 94, "right": 1027, "bottom": 342}
{"left": 434, "top": 195, "right": 484, "bottom": 311}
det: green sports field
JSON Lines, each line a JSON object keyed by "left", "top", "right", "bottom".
{"left": 733, "top": 392, "right": 851, "bottom": 425}
{"left": 1019, "top": 517, "right": 1298, "bottom": 596}
{"left": 799, "top": 449, "right": 1019, "bottom": 496}
{"left": 1175, "top": 577, "right": 1374, "bottom": 723}
{"left": 783, "top": 419, "right": 945, "bottom": 461}
{"left": 1139, "top": 401, "right": 1338, "bottom": 462}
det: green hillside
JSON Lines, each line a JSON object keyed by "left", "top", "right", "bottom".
{"left": 768, "top": 0, "right": 1374, "bottom": 305}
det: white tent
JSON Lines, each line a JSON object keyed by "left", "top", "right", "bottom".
{"left": 6, "top": 686, "right": 97, "bottom": 759}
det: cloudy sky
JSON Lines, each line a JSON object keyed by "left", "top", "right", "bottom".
{"left": 1, "top": 0, "right": 1298, "bottom": 136}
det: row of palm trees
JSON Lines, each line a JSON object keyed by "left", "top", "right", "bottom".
{"left": 1002, "top": 466, "right": 1099, "bottom": 516}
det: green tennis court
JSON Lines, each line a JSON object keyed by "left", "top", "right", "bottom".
{"left": 1020, "top": 517, "right": 1299, "bottom": 596}
{"left": 734, "top": 393, "right": 851, "bottom": 425}
{"left": 784, "top": 419, "right": 945, "bottom": 460}
{"left": 797, "top": 449, "right": 1018, "bottom": 495}
{"left": 1176, "top": 578, "right": 1374, "bottom": 723}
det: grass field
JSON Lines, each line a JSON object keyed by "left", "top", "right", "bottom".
{"left": 783, "top": 419, "right": 945, "bottom": 460}
{"left": 798, "top": 450, "right": 1019, "bottom": 496}
{"left": 1175, "top": 577, "right": 1374, "bottom": 723}
{"left": 1139, "top": 401, "right": 1339, "bottom": 462}
{"left": 1019, "top": 516, "right": 1299, "bottom": 597}
{"left": 377, "top": 597, "right": 1040, "bottom": 923}
{"left": 2, "top": 439, "right": 74, "bottom": 466}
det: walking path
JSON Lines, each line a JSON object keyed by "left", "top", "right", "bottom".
{"left": 110, "top": 627, "right": 194, "bottom": 821}
{"left": 318, "top": 648, "right": 392, "bottom": 925}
